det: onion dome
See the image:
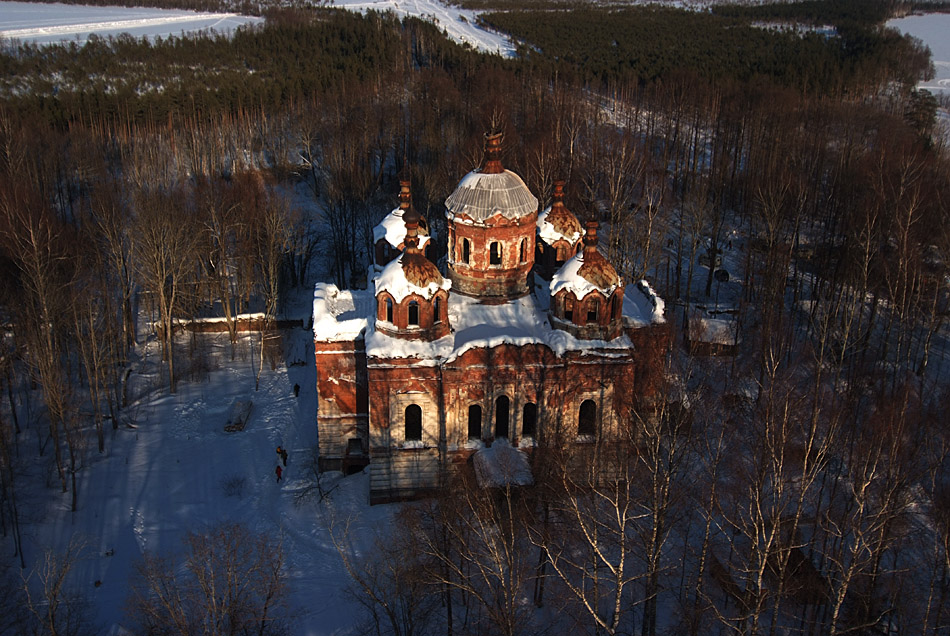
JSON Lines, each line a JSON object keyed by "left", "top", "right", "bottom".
{"left": 550, "top": 222, "right": 621, "bottom": 299}
{"left": 538, "top": 180, "right": 583, "bottom": 247}
{"left": 375, "top": 197, "right": 451, "bottom": 340}
{"left": 373, "top": 180, "right": 430, "bottom": 267}
{"left": 550, "top": 222, "right": 625, "bottom": 340}
{"left": 445, "top": 133, "right": 538, "bottom": 223}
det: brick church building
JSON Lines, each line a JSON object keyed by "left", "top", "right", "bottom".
{"left": 313, "top": 133, "right": 670, "bottom": 504}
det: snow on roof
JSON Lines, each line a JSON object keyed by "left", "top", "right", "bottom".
{"left": 537, "top": 203, "right": 583, "bottom": 246}
{"left": 473, "top": 439, "right": 533, "bottom": 487}
{"left": 624, "top": 280, "right": 666, "bottom": 327}
{"left": 312, "top": 283, "right": 370, "bottom": 342}
{"left": 550, "top": 249, "right": 620, "bottom": 300}
{"left": 374, "top": 253, "right": 452, "bottom": 304}
{"left": 361, "top": 279, "right": 663, "bottom": 364}
{"left": 373, "top": 207, "right": 430, "bottom": 250}
{"left": 687, "top": 309, "right": 739, "bottom": 346}
{"left": 445, "top": 170, "right": 538, "bottom": 222}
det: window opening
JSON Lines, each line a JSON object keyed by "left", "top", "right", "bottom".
{"left": 468, "top": 404, "right": 482, "bottom": 439}
{"left": 405, "top": 404, "right": 422, "bottom": 441}
{"left": 564, "top": 296, "right": 574, "bottom": 322}
{"left": 490, "top": 242, "right": 502, "bottom": 266}
{"left": 462, "top": 238, "right": 470, "bottom": 264}
{"left": 408, "top": 301, "right": 419, "bottom": 326}
{"left": 385, "top": 297, "right": 393, "bottom": 323}
{"left": 434, "top": 296, "right": 442, "bottom": 323}
{"left": 587, "top": 299, "right": 599, "bottom": 324}
{"left": 519, "top": 238, "right": 527, "bottom": 263}
{"left": 555, "top": 245, "right": 566, "bottom": 267}
{"left": 495, "top": 396, "right": 510, "bottom": 438}
{"left": 522, "top": 402, "right": 537, "bottom": 437}
{"left": 578, "top": 400, "right": 596, "bottom": 437}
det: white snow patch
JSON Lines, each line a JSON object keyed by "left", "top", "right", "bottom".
{"left": 473, "top": 438, "right": 533, "bottom": 487}
{"left": 0, "top": 1, "right": 261, "bottom": 44}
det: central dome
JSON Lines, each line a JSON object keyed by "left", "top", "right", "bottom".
{"left": 445, "top": 133, "right": 538, "bottom": 223}
{"left": 445, "top": 170, "right": 538, "bottom": 223}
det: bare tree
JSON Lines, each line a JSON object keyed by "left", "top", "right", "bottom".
{"left": 133, "top": 186, "right": 200, "bottom": 394}
{"left": 128, "top": 522, "right": 289, "bottom": 636}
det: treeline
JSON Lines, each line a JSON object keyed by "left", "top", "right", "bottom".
{"left": 481, "top": 5, "right": 931, "bottom": 93}
{"left": 0, "top": 9, "right": 487, "bottom": 127}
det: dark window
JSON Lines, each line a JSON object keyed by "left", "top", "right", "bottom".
{"left": 385, "top": 297, "right": 393, "bottom": 323}
{"left": 468, "top": 404, "right": 482, "bottom": 439}
{"left": 434, "top": 296, "right": 442, "bottom": 323}
{"left": 564, "top": 296, "right": 574, "bottom": 322}
{"left": 408, "top": 301, "right": 419, "bottom": 326}
{"left": 519, "top": 238, "right": 527, "bottom": 263}
{"left": 490, "top": 242, "right": 502, "bottom": 265}
{"left": 522, "top": 402, "right": 537, "bottom": 437}
{"left": 611, "top": 293, "right": 621, "bottom": 319}
{"left": 495, "top": 396, "right": 510, "bottom": 438}
{"left": 578, "top": 400, "right": 596, "bottom": 437}
{"left": 587, "top": 299, "right": 599, "bottom": 324}
{"left": 405, "top": 404, "right": 422, "bottom": 441}
{"left": 462, "top": 238, "right": 470, "bottom": 264}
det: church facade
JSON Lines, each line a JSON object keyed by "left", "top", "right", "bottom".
{"left": 313, "top": 133, "right": 670, "bottom": 504}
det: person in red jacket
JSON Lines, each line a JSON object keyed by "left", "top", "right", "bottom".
{"left": 275, "top": 465, "right": 282, "bottom": 482}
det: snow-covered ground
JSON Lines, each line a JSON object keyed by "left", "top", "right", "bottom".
{"left": 0, "top": 0, "right": 515, "bottom": 54}
{"left": 0, "top": 1, "right": 261, "bottom": 45}
{"left": 16, "top": 289, "right": 395, "bottom": 634}
{"left": 887, "top": 12, "right": 950, "bottom": 94}
{"left": 330, "top": 0, "right": 516, "bottom": 55}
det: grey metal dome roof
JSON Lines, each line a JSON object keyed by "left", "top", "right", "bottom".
{"left": 444, "top": 169, "right": 539, "bottom": 223}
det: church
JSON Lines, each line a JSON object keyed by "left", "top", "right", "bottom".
{"left": 312, "top": 133, "right": 670, "bottom": 504}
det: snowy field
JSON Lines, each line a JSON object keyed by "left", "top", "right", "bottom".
{"left": 0, "top": 1, "right": 262, "bottom": 45}
{"left": 888, "top": 12, "right": 950, "bottom": 94}
{"left": 0, "top": 0, "right": 515, "bottom": 53}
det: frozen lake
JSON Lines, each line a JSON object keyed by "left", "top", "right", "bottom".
{"left": 888, "top": 12, "right": 950, "bottom": 93}
{"left": 0, "top": 1, "right": 262, "bottom": 45}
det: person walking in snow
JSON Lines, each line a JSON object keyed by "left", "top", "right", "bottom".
{"left": 276, "top": 446, "right": 287, "bottom": 466}
{"left": 275, "top": 465, "right": 283, "bottom": 482}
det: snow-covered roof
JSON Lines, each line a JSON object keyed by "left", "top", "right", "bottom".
{"left": 357, "top": 279, "right": 663, "bottom": 364}
{"left": 624, "top": 280, "right": 666, "bottom": 327}
{"left": 687, "top": 309, "right": 739, "bottom": 346}
{"left": 473, "top": 439, "right": 533, "bottom": 487}
{"left": 312, "top": 283, "right": 370, "bottom": 342}
{"left": 373, "top": 207, "right": 430, "bottom": 250}
{"left": 550, "top": 248, "right": 621, "bottom": 300}
{"left": 374, "top": 252, "right": 451, "bottom": 303}
{"left": 445, "top": 170, "right": 538, "bottom": 223}
{"left": 537, "top": 202, "right": 583, "bottom": 246}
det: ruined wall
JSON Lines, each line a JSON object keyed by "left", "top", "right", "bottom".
{"left": 315, "top": 339, "right": 368, "bottom": 471}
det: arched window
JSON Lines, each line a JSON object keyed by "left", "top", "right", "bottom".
{"left": 495, "top": 396, "right": 510, "bottom": 438}
{"left": 587, "top": 298, "right": 599, "bottom": 324}
{"left": 405, "top": 404, "right": 422, "bottom": 441}
{"left": 408, "top": 300, "right": 419, "bottom": 326}
{"left": 519, "top": 238, "right": 527, "bottom": 263}
{"left": 564, "top": 296, "right": 574, "bottom": 322}
{"left": 385, "top": 297, "right": 393, "bottom": 323}
{"left": 433, "top": 296, "right": 442, "bottom": 324}
{"left": 468, "top": 404, "right": 481, "bottom": 439}
{"left": 522, "top": 402, "right": 537, "bottom": 438}
{"left": 611, "top": 293, "right": 621, "bottom": 319}
{"left": 578, "top": 400, "right": 596, "bottom": 437}
{"left": 462, "top": 238, "right": 471, "bottom": 264}
{"left": 555, "top": 245, "right": 566, "bottom": 267}
{"left": 490, "top": 242, "right": 502, "bottom": 266}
